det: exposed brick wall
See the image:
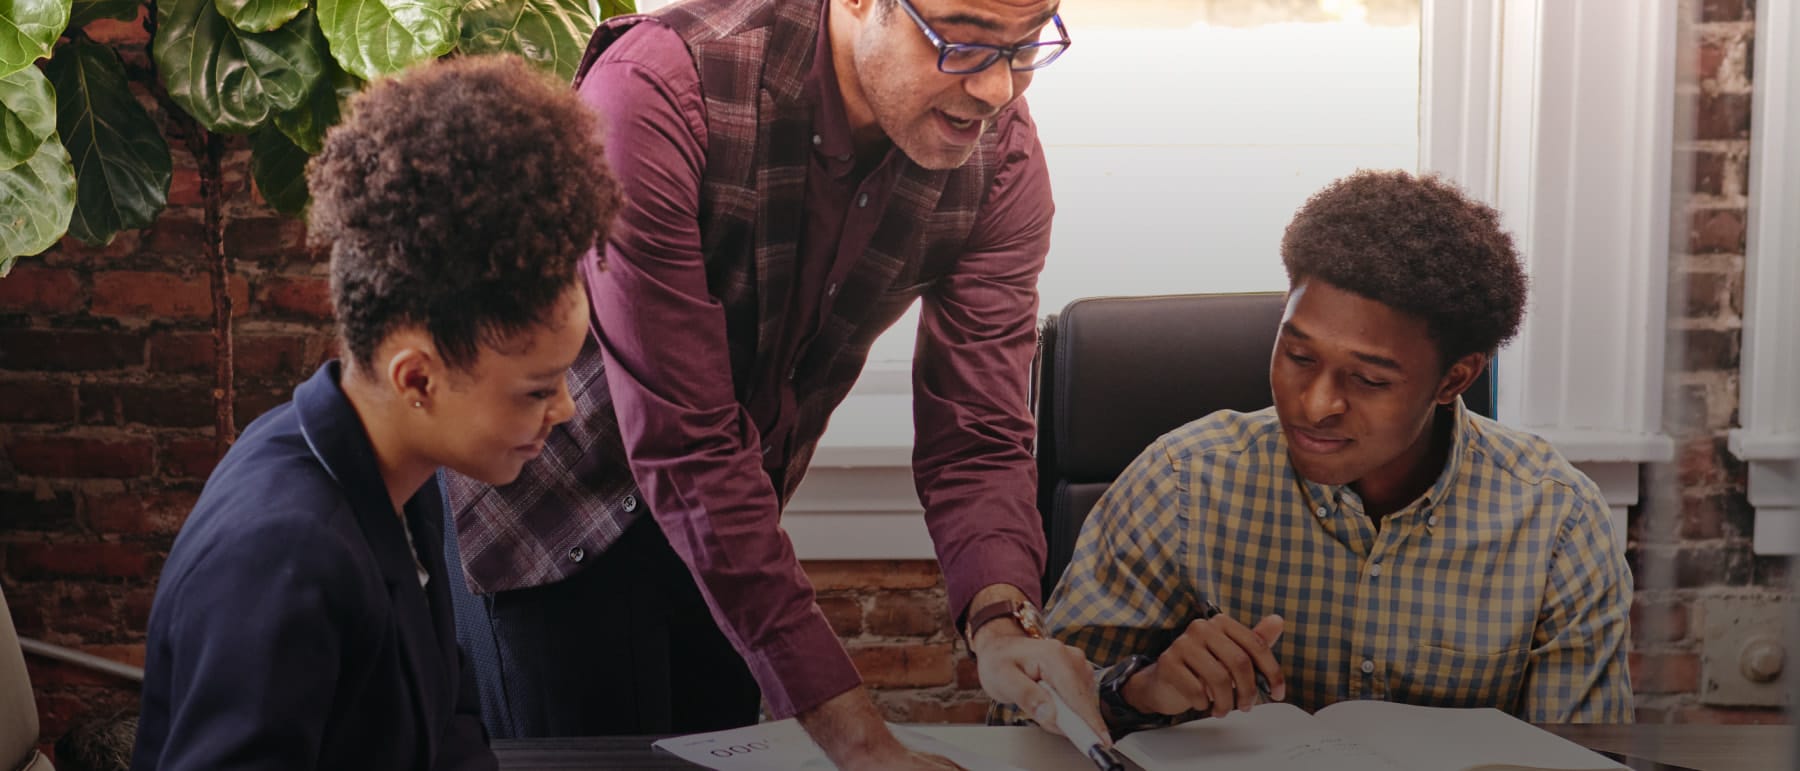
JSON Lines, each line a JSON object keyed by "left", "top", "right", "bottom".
{"left": 1626, "top": 0, "right": 1789, "bottom": 725}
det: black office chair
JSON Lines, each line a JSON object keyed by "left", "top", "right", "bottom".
{"left": 1031, "top": 292, "right": 1494, "bottom": 598}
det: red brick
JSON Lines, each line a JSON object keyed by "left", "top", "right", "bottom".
{"left": 804, "top": 561, "right": 943, "bottom": 592}
{"left": 1676, "top": 437, "right": 1744, "bottom": 490}
{"left": 122, "top": 585, "right": 157, "bottom": 631}
{"left": 224, "top": 217, "right": 310, "bottom": 264}
{"left": 0, "top": 380, "right": 77, "bottom": 423}
{"left": 84, "top": 487, "right": 198, "bottom": 535}
{"left": 1678, "top": 328, "right": 1740, "bottom": 373}
{"left": 1675, "top": 544, "right": 1753, "bottom": 587}
{"left": 1630, "top": 600, "right": 1690, "bottom": 644}
{"left": 1673, "top": 707, "right": 1788, "bottom": 725}
{"left": 167, "top": 165, "right": 202, "bottom": 207}
{"left": 955, "top": 654, "right": 982, "bottom": 690}
{"left": 160, "top": 435, "right": 222, "bottom": 479}
{"left": 1696, "top": 93, "right": 1752, "bottom": 141}
{"left": 147, "top": 331, "right": 215, "bottom": 374}
{"left": 236, "top": 334, "right": 310, "bottom": 379}
{"left": 91, "top": 271, "right": 250, "bottom": 320}
{"left": 234, "top": 387, "right": 291, "bottom": 431}
{"left": 1681, "top": 270, "right": 1731, "bottom": 319}
{"left": 1688, "top": 209, "right": 1747, "bottom": 254}
{"left": 1628, "top": 652, "right": 1700, "bottom": 694}
{"left": 7, "top": 542, "right": 160, "bottom": 580}
{"left": 80, "top": 4, "right": 148, "bottom": 43}
{"left": 258, "top": 275, "right": 333, "bottom": 320}
{"left": 0, "top": 487, "right": 80, "bottom": 531}
{"left": 7, "top": 436, "right": 155, "bottom": 478}
{"left": 0, "top": 329, "right": 144, "bottom": 371}
{"left": 818, "top": 595, "right": 864, "bottom": 638}
{"left": 80, "top": 382, "right": 214, "bottom": 428}
{"left": 867, "top": 591, "right": 950, "bottom": 638}
{"left": 1683, "top": 150, "right": 1728, "bottom": 198}
{"left": 1753, "top": 555, "right": 1791, "bottom": 588}
{"left": 0, "top": 266, "right": 84, "bottom": 313}
{"left": 1697, "top": 40, "right": 1726, "bottom": 85}
{"left": 849, "top": 643, "right": 955, "bottom": 688}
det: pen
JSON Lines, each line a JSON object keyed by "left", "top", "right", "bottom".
{"left": 1197, "top": 599, "right": 1275, "bottom": 704}
{"left": 1045, "top": 685, "right": 1126, "bottom": 771}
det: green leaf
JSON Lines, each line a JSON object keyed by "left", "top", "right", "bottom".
{"left": 458, "top": 0, "right": 594, "bottom": 82}
{"left": 215, "top": 0, "right": 304, "bottom": 33}
{"left": 273, "top": 35, "right": 356, "bottom": 153}
{"left": 0, "top": 0, "right": 69, "bottom": 78}
{"left": 250, "top": 125, "right": 307, "bottom": 215}
{"left": 68, "top": 0, "right": 137, "bottom": 29}
{"left": 45, "top": 39, "right": 171, "bottom": 244}
{"left": 318, "top": 0, "right": 457, "bottom": 82}
{"left": 594, "top": 0, "right": 630, "bottom": 18}
{"left": 153, "top": 1, "right": 325, "bottom": 133}
{"left": 0, "top": 63, "right": 54, "bottom": 169}
{"left": 0, "top": 133, "right": 75, "bottom": 269}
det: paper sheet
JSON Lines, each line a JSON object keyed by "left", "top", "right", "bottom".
{"left": 650, "top": 719, "right": 1027, "bottom": 771}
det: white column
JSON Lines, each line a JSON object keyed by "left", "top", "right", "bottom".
{"left": 1728, "top": 0, "right": 1800, "bottom": 556}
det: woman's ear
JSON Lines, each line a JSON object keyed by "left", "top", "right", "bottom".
{"left": 382, "top": 332, "right": 439, "bottom": 411}
{"left": 1435, "top": 352, "right": 1488, "bottom": 406}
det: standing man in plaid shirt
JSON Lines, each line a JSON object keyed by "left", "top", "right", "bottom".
{"left": 1048, "top": 170, "right": 1633, "bottom": 735}
{"left": 440, "top": 0, "right": 1109, "bottom": 766}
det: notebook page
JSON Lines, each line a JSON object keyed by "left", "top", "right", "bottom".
{"left": 1114, "top": 703, "right": 1406, "bottom": 771}
{"left": 1311, "top": 701, "right": 1626, "bottom": 771}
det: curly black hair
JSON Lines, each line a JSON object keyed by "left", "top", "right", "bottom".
{"left": 308, "top": 54, "right": 622, "bottom": 373}
{"left": 1280, "top": 169, "right": 1528, "bottom": 367}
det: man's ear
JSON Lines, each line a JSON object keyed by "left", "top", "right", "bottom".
{"left": 837, "top": 0, "right": 878, "bottom": 23}
{"left": 1435, "top": 352, "right": 1488, "bottom": 406}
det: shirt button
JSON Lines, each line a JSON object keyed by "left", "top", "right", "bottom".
{"left": 788, "top": 367, "right": 798, "bottom": 381}
{"left": 1428, "top": 514, "right": 1440, "bottom": 527}
{"left": 811, "top": 134, "right": 822, "bottom": 146}
{"left": 763, "top": 445, "right": 774, "bottom": 456}
{"left": 622, "top": 495, "right": 638, "bottom": 513}
{"left": 1369, "top": 563, "right": 1383, "bottom": 578}
{"left": 856, "top": 192, "right": 869, "bottom": 208}
{"left": 837, "top": 153, "right": 852, "bottom": 162}
{"left": 826, "top": 282, "right": 839, "bottom": 297}
{"left": 1315, "top": 506, "right": 1328, "bottom": 518}
{"left": 1361, "top": 659, "right": 1376, "bottom": 675}
{"left": 568, "top": 546, "right": 585, "bottom": 563}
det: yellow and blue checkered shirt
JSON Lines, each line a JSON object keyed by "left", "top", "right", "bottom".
{"left": 1046, "top": 400, "right": 1632, "bottom": 724}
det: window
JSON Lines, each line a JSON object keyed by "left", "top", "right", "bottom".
{"left": 863, "top": 0, "right": 1424, "bottom": 368}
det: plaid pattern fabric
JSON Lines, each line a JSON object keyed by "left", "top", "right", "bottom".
{"left": 1046, "top": 400, "right": 1633, "bottom": 723}
{"left": 445, "top": 0, "right": 1003, "bottom": 595}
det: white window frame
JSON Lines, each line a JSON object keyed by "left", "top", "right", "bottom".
{"left": 788, "top": 0, "right": 1678, "bottom": 559}
{"left": 1728, "top": 0, "right": 1800, "bottom": 556}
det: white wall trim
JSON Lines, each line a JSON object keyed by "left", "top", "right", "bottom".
{"left": 1728, "top": 0, "right": 1800, "bottom": 556}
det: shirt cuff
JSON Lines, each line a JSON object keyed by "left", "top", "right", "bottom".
{"left": 744, "top": 606, "right": 863, "bottom": 719}
{"left": 942, "top": 540, "right": 1046, "bottom": 625}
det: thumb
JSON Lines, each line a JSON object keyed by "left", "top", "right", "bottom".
{"left": 988, "top": 662, "right": 1059, "bottom": 732}
{"left": 1254, "top": 614, "right": 1284, "bottom": 646}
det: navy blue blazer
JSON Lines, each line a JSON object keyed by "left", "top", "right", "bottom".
{"left": 132, "top": 363, "right": 495, "bottom": 771}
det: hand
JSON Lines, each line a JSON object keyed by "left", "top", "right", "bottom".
{"left": 796, "top": 687, "right": 965, "bottom": 771}
{"left": 1122, "top": 613, "right": 1285, "bottom": 718}
{"left": 971, "top": 617, "right": 1109, "bottom": 744}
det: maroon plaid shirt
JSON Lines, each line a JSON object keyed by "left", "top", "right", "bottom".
{"left": 446, "top": 0, "right": 1053, "bottom": 718}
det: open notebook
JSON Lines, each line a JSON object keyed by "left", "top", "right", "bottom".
{"left": 1115, "top": 701, "right": 1628, "bottom": 771}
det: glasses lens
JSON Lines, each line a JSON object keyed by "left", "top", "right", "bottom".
{"left": 1011, "top": 41, "right": 1068, "bottom": 71}
{"left": 941, "top": 45, "right": 1002, "bottom": 74}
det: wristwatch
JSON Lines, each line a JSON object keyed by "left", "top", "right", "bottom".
{"left": 962, "top": 599, "right": 1046, "bottom": 654}
{"left": 1097, "top": 654, "right": 1179, "bottom": 735}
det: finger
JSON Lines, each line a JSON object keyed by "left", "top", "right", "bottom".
{"left": 1201, "top": 629, "right": 1259, "bottom": 712}
{"left": 1037, "top": 646, "right": 1111, "bottom": 746}
{"left": 1213, "top": 614, "right": 1284, "bottom": 705}
{"left": 1250, "top": 615, "right": 1287, "bottom": 700}
{"left": 1159, "top": 641, "right": 1216, "bottom": 713}
{"left": 1171, "top": 633, "right": 1235, "bottom": 717}
{"left": 984, "top": 659, "right": 1060, "bottom": 731}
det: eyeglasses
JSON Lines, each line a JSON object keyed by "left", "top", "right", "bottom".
{"left": 893, "top": 0, "right": 1071, "bottom": 75}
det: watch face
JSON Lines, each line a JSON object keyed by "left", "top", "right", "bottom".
{"left": 1015, "top": 602, "right": 1047, "bottom": 638}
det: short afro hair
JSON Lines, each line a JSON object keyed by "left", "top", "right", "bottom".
{"left": 308, "top": 54, "right": 621, "bottom": 373}
{"left": 1280, "top": 169, "right": 1527, "bottom": 367}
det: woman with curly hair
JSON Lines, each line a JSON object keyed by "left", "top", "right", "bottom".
{"left": 130, "top": 54, "right": 621, "bottom": 771}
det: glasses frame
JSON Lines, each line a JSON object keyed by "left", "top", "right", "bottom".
{"left": 892, "top": 0, "right": 1071, "bottom": 75}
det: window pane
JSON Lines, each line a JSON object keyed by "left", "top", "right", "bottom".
{"left": 866, "top": 0, "right": 1421, "bottom": 367}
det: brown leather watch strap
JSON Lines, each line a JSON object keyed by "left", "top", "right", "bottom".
{"left": 963, "top": 599, "right": 1045, "bottom": 652}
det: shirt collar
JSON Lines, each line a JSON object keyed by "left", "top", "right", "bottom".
{"left": 1290, "top": 397, "right": 1473, "bottom": 520}
{"left": 805, "top": 0, "right": 857, "bottom": 166}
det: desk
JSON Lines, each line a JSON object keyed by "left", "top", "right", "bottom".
{"left": 494, "top": 724, "right": 1794, "bottom": 771}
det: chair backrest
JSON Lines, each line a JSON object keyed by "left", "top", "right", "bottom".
{"left": 2, "top": 585, "right": 46, "bottom": 770}
{"left": 1032, "top": 292, "right": 1494, "bottom": 598}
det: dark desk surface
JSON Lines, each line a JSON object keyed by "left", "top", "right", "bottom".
{"left": 495, "top": 724, "right": 1794, "bottom": 771}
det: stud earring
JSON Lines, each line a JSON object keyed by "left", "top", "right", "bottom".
{"left": 412, "top": 401, "right": 423, "bottom": 409}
